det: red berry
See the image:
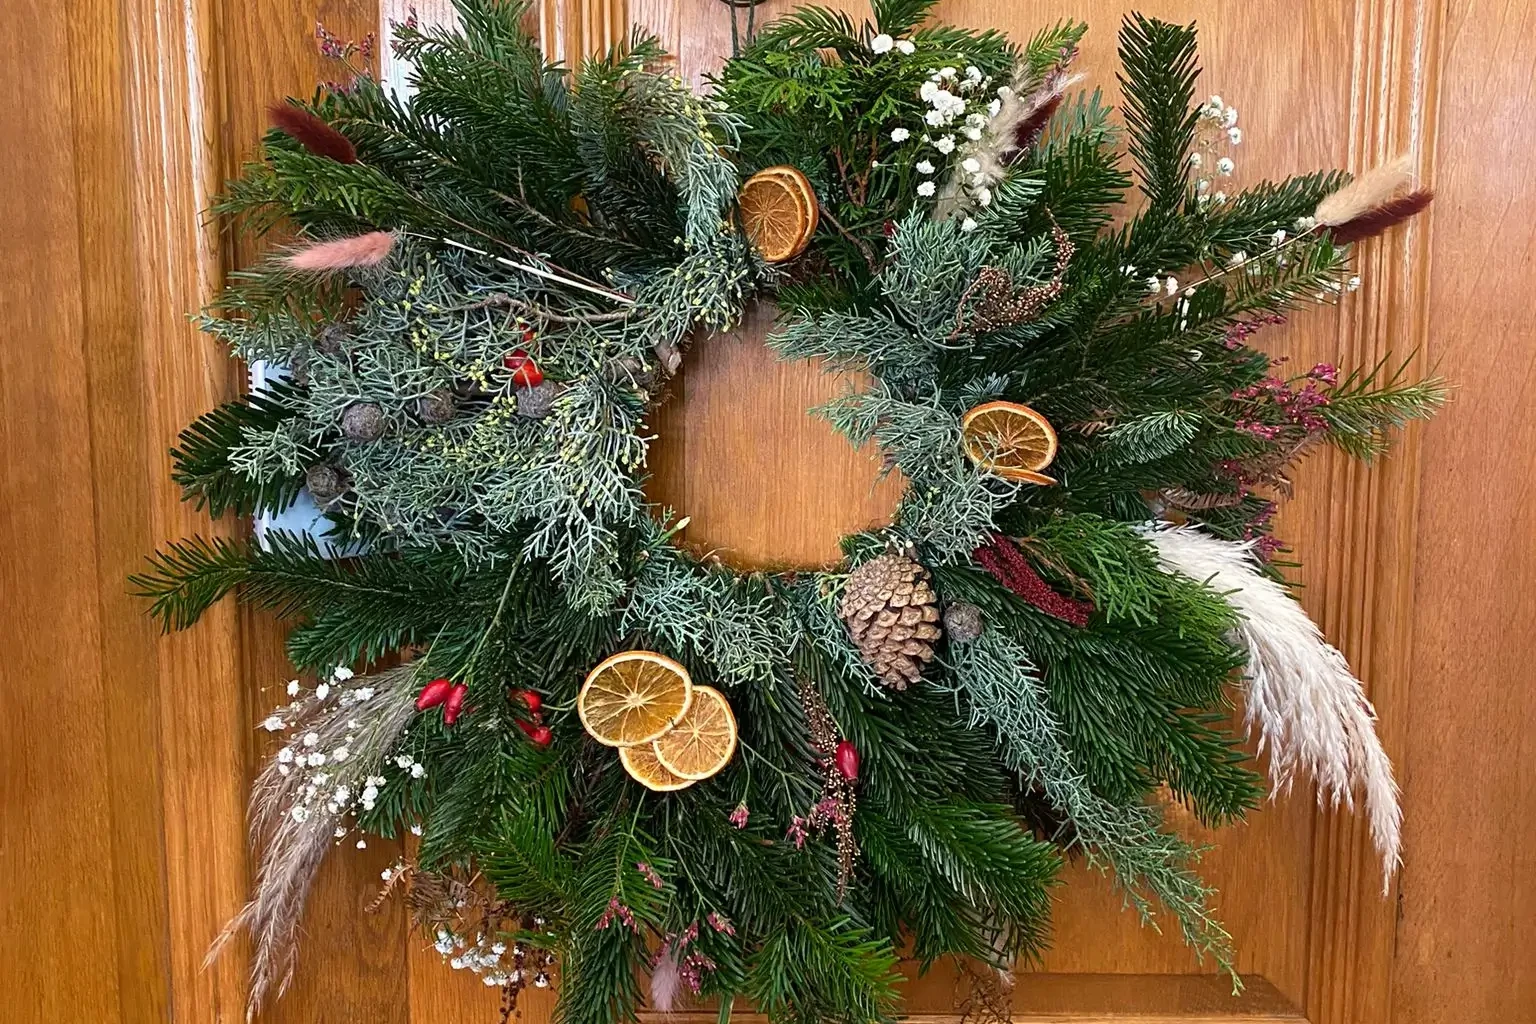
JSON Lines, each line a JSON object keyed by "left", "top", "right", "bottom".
{"left": 503, "top": 348, "right": 543, "bottom": 389}
{"left": 512, "top": 688, "right": 543, "bottom": 717}
{"left": 516, "top": 718, "right": 553, "bottom": 748}
{"left": 415, "top": 678, "right": 454, "bottom": 711}
{"left": 834, "top": 740, "right": 860, "bottom": 781}
{"left": 442, "top": 683, "right": 469, "bottom": 725}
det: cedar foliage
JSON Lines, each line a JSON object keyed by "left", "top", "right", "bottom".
{"left": 134, "top": 2, "right": 1443, "bottom": 1022}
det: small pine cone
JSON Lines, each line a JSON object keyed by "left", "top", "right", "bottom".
{"left": 839, "top": 552, "right": 943, "bottom": 690}
{"left": 305, "top": 463, "right": 348, "bottom": 504}
{"left": 341, "top": 401, "right": 386, "bottom": 441}
{"left": 943, "top": 601, "right": 984, "bottom": 644}
{"left": 415, "top": 388, "right": 456, "bottom": 424}
{"left": 315, "top": 322, "right": 350, "bottom": 356}
{"left": 516, "top": 381, "right": 557, "bottom": 419}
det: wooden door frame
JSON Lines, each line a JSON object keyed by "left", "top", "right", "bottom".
{"left": 123, "top": 0, "right": 1442, "bottom": 1020}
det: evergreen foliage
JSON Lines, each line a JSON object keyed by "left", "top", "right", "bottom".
{"left": 136, "top": 2, "right": 1444, "bottom": 1021}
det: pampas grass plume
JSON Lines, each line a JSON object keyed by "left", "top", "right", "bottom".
{"left": 1139, "top": 525, "right": 1402, "bottom": 889}
{"left": 649, "top": 943, "right": 683, "bottom": 1015}
{"left": 285, "top": 231, "right": 396, "bottom": 272}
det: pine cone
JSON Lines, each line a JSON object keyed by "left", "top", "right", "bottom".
{"left": 516, "top": 381, "right": 557, "bottom": 419}
{"left": 839, "top": 552, "right": 943, "bottom": 690}
{"left": 304, "top": 463, "right": 348, "bottom": 504}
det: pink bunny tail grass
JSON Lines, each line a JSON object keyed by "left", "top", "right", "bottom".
{"left": 268, "top": 102, "right": 358, "bottom": 164}
{"left": 1327, "top": 190, "right": 1435, "bottom": 245}
{"left": 648, "top": 942, "right": 683, "bottom": 1015}
{"left": 284, "top": 231, "right": 396, "bottom": 272}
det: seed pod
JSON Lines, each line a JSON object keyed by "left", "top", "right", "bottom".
{"left": 304, "top": 463, "right": 348, "bottom": 504}
{"left": 516, "top": 381, "right": 557, "bottom": 419}
{"left": 340, "top": 401, "right": 386, "bottom": 441}
{"left": 943, "top": 602, "right": 984, "bottom": 643}
{"left": 415, "top": 388, "right": 456, "bottom": 424}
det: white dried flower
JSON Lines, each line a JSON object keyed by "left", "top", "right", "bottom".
{"left": 964, "top": 126, "right": 982, "bottom": 140}
{"left": 895, "top": 39, "right": 914, "bottom": 54}
{"left": 356, "top": 839, "right": 367, "bottom": 849}
{"left": 938, "top": 66, "right": 956, "bottom": 79}
{"left": 890, "top": 126, "right": 910, "bottom": 142}
{"left": 1208, "top": 94, "right": 1224, "bottom": 109}
{"left": 1272, "top": 228, "right": 1288, "bottom": 247}
{"left": 1217, "top": 157, "right": 1235, "bottom": 176}
{"left": 303, "top": 731, "right": 320, "bottom": 747}
{"left": 1189, "top": 152, "right": 1203, "bottom": 168}
{"left": 314, "top": 683, "right": 330, "bottom": 701}
{"left": 917, "top": 180, "right": 937, "bottom": 197}
{"left": 1227, "top": 127, "right": 1242, "bottom": 145}
{"left": 976, "top": 186, "right": 992, "bottom": 207}
{"left": 1224, "top": 105, "right": 1239, "bottom": 127}
{"left": 1147, "top": 276, "right": 1163, "bottom": 294}
{"left": 332, "top": 666, "right": 354, "bottom": 681}
{"left": 1165, "top": 276, "right": 1179, "bottom": 296}
{"left": 924, "top": 109, "right": 947, "bottom": 127}
{"left": 1347, "top": 275, "right": 1362, "bottom": 291}
{"left": 277, "top": 747, "right": 294, "bottom": 764}
{"left": 286, "top": 680, "right": 301, "bottom": 697}
{"left": 870, "top": 33, "right": 894, "bottom": 54}
{"left": 290, "top": 805, "right": 309, "bottom": 823}
{"left": 410, "top": 763, "right": 427, "bottom": 779}
{"left": 409, "top": 823, "right": 424, "bottom": 836}
{"left": 960, "top": 217, "right": 978, "bottom": 233}
{"left": 961, "top": 157, "right": 981, "bottom": 173}
{"left": 915, "top": 159, "right": 934, "bottom": 174}
{"left": 332, "top": 746, "right": 349, "bottom": 762}
{"left": 261, "top": 715, "right": 286, "bottom": 732}
{"left": 987, "top": 97, "right": 1002, "bottom": 116}
{"left": 307, "top": 752, "right": 326, "bottom": 767}
{"left": 934, "top": 135, "right": 956, "bottom": 154}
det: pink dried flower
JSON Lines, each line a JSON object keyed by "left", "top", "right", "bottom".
{"left": 706, "top": 912, "right": 735, "bottom": 936}
{"left": 679, "top": 952, "right": 717, "bottom": 994}
{"left": 786, "top": 816, "right": 808, "bottom": 849}
{"left": 636, "top": 862, "right": 664, "bottom": 890}
{"left": 729, "top": 802, "right": 749, "bottom": 829}
{"left": 595, "top": 896, "right": 637, "bottom": 933}
{"left": 1308, "top": 362, "right": 1339, "bottom": 385}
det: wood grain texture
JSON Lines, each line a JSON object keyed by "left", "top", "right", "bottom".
{"left": 4, "top": 0, "right": 1534, "bottom": 1021}
{"left": 1392, "top": 1, "right": 1536, "bottom": 1022}
{"left": 641, "top": 975, "right": 1304, "bottom": 1024}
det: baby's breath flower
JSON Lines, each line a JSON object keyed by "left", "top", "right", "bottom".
{"left": 890, "top": 127, "right": 910, "bottom": 142}
{"left": 917, "top": 180, "right": 937, "bottom": 197}
{"left": 870, "top": 33, "right": 894, "bottom": 54}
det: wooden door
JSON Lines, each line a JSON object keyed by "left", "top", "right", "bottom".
{"left": 3, "top": 0, "right": 1533, "bottom": 1022}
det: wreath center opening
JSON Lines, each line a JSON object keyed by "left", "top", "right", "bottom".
{"left": 644, "top": 305, "right": 904, "bottom": 571}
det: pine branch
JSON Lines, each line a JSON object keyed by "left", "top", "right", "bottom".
{"left": 170, "top": 380, "right": 308, "bottom": 517}
{"left": 1117, "top": 15, "right": 1201, "bottom": 214}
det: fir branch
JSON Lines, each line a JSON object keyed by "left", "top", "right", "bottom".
{"left": 170, "top": 381, "right": 308, "bottom": 517}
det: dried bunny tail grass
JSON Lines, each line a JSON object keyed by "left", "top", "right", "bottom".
{"left": 1327, "top": 189, "right": 1434, "bottom": 244}
{"left": 284, "top": 231, "right": 396, "bottom": 271}
{"left": 1137, "top": 525, "right": 1402, "bottom": 888}
{"left": 207, "top": 664, "right": 421, "bottom": 1020}
{"left": 934, "top": 66, "right": 1082, "bottom": 221}
{"left": 1314, "top": 154, "right": 1418, "bottom": 228}
{"left": 267, "top": 101, "right": 358, "bottom": 164}
{"left": 649, "top": 941, "right": 683, "bottom": 1014}
{"left": 1009, "top": 68, "right": 1081, "bottom": 155}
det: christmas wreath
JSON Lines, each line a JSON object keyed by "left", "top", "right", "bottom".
{"left": 135, "top": 1, "right": 1443, "bottom": 1020}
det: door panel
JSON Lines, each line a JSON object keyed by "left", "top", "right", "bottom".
{"left": 3, "top": 0, "right": 1532, "bottom": 1022}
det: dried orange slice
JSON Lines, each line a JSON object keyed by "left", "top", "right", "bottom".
{"left": 652, "top": 686, "right": 738, "bottom": 781}
{"left": 578, "top": 651, "right": 693, "bottom": 747}
{"left": 619, "top": 743, "right": 696, "bottom": 792}
{"left": 739, "top": 166, "right": 818, "bottom": 262}
{"left": 961, "top": 401, "right": 1060, "bottom": 484}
